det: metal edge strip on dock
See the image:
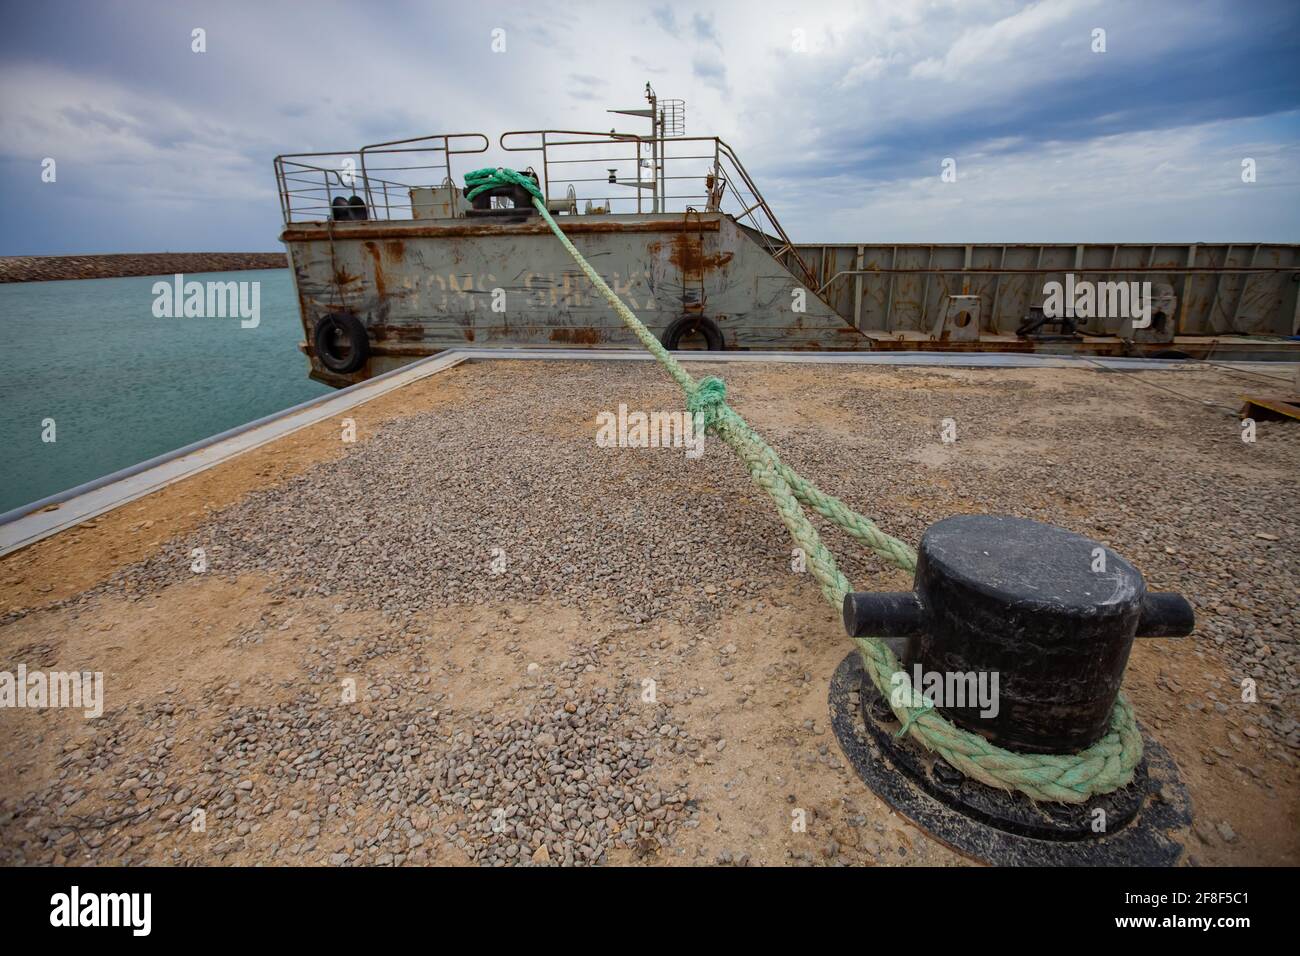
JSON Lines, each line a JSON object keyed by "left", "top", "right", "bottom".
{"left": 0, "top": 351, "right": 469, "bottom": 557}
{"left": 450, "top": 348, "right": 1285, "bottom": 371}
{"left": 2, "top": 348, "right": 1288, "bottom": 557}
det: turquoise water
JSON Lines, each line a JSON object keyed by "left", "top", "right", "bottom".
{"left": 0, "top": 269, "right": 330, "bottom": 514}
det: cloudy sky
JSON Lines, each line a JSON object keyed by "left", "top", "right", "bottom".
{"left": 1, "top": 0, "right": 1297, "bottom": 254}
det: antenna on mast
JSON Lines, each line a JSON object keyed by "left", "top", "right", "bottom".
{"left": 607, "top": 84, "right": 685, "bottom": 213}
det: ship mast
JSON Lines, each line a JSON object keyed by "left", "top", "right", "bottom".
{"left": 608, "top": 83, "right": 684, "bottom": 213}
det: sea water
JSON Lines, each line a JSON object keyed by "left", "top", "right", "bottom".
{"left": 0, "top": 269, "right": 330, "bottom": 514}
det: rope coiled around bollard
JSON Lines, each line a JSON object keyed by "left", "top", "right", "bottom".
{"left": 464, "top": 167, "right": 1144, "bottom": 803}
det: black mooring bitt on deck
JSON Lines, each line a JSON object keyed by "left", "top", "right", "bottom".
{"left": 842, "top": 513, "right": 1195, "bottom": 755}
{"left": 831, "top": 513, "right": 1198, "bottom": 865}
{"left": 827, "top": 651, "right": 1193, "bottom": 866}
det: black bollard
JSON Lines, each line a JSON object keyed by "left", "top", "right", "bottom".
{"left": 843, "top": 514, "right": 1194, "bottom": 754}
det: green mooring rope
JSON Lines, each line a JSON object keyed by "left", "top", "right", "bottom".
{"left": 467, "top": 167, "right": 1143, "bottom": 803}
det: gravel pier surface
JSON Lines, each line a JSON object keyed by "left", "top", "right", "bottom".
{"left": 1, "top": 359, "right": 1296, "bottom": 865}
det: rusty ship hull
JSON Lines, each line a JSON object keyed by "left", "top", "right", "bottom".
{"left": 283, "top": 211, "right": 865, "bottom": 387}
{"left": 275, "top": 128, "right": 1300, "bottom": 388}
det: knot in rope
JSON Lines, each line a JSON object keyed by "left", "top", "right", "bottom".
{"left": 687, "top": 376, "right": 728, "bottom": 431}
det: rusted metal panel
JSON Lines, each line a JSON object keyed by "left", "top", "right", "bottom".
{"left": 803, "top": 242, "right": 1300, "bottom": 338}
{"left": 286, "top": 211, "right": 861, "bottom": 385}
{"left": 1240, "top": 393, "right": 1300, "bottom": 421}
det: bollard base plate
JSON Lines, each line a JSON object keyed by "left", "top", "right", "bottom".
{"left": 829, "top": 649, "right": 1192, "bottom": 866}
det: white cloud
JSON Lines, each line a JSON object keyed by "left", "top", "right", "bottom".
{"left": 0, "top": 62, "right": 271, "bottom": 203}
{"left": 776, "top": 114, "right": 1300, "bottom": 242}
{"left": 911, "top": 0, "right": 1091, "bottom": 79}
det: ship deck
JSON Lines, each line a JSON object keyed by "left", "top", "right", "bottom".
{"left": 1, "top": 352, "right": 1297, "bottom": 866}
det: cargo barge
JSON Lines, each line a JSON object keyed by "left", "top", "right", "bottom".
{"left": 275, "top": 90, "right": 1300, "bottom": 387}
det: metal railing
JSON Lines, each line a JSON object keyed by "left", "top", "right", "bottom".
{"left": 274, "top": 134, "right": 488, "bottom": 223}
{"left": 498, "top": 129, "right": 816, "bottom": 287}
{"left": 273, "top": 128, "right": 817, "bottom": 289}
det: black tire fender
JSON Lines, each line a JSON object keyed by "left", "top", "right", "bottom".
{"left": 314, "top": 312, "right": 370, "bottom": 374}
{"left": 662, "top": 315, "right": 724, "bottom": 351}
